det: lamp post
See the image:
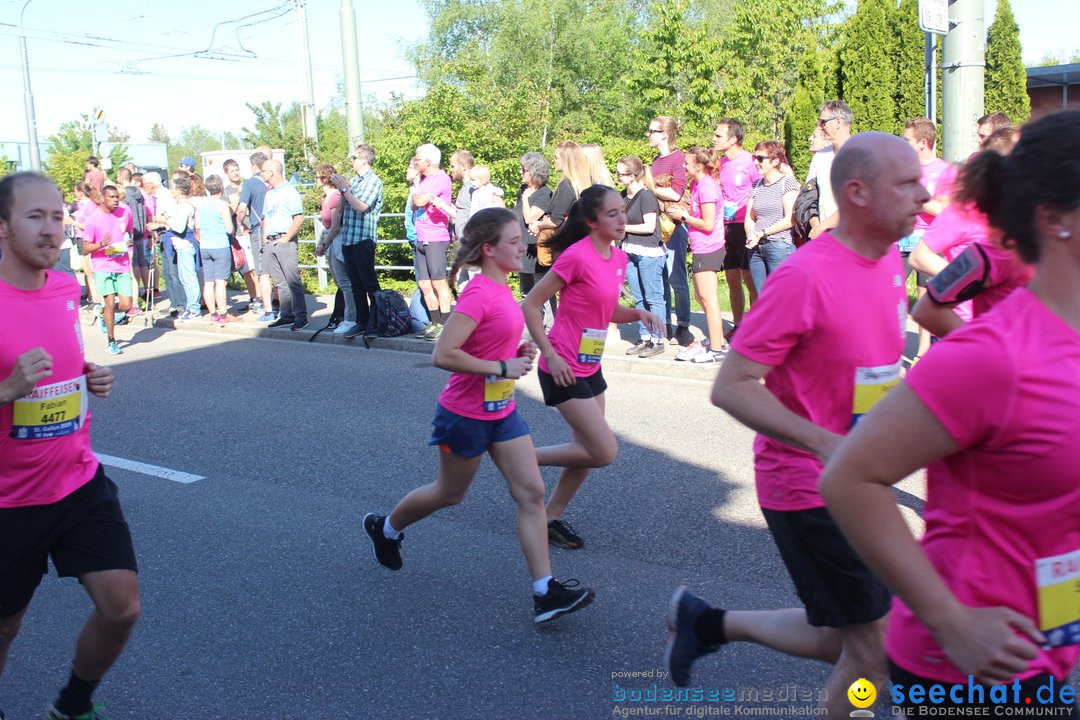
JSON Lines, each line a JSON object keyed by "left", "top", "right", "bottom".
{"left": 19, "top": 0, "right": 42, "bottom": 171}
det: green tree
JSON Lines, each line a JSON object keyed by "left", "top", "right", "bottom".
{"left": 894, "top": 0, "right": 927, "bottom": 129}
{"left": 839, "top": 0, "right": 899, "bottom": 133}
{"left": 784, "top": 48, "right": 826, "bottom": 178}
{"left": 0, "top": 154, "right": 16, "bottom": 178}
{"left": 241, "top": 101, "right": 312, "bottom": 174}
{"left": 985, "top": 0, "right": 1030, "bottom": 122}
{"left": 148, "top": 123, "right": 170, "bottom": 144}
{"left": 43, "top": 114, "right": 129, "bottom": 198}
{"left": 166, "top": 124, "right": 228, "bottom": 175}
{"left": 628, "top": 0, "right": 721, "bottom": 142}
{"left": 715, "top": 0, "right": 837, "bottom": 143}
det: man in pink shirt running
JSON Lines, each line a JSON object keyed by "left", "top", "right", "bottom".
{"left": 0, "top": 172, "right": 139, "bottom": 720}
{"left": 665, "top": 134, "right": 929, "bottom": 718}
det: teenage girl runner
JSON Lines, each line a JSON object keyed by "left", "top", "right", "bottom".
{"left": 363, "top": 207, "right": 595, "bottom": 623}
{"left": 522, "top": 185, "right": 665, "bottom": 550}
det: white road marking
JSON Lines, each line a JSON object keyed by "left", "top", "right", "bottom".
{"left": 97, "top": 454, "right": 204, "bottom": 484}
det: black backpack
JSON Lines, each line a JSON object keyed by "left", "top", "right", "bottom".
{"left": 791, "top": 177, "right": 819, "bottom": 247}
{"left": 123, "top": 186, "right": 147, "bottom": 241}
{"left": 373, "top": 290, "right": 411, "bottom": 338}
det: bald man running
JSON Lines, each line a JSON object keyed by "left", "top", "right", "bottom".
{"left": 666, "top": 133, "right": 930, "bottom": 717}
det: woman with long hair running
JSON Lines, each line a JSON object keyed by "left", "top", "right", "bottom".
{"left": 363, "top": 208, "right": 595, "bottom": 624}
{"left": 523, "top": 185, "right": 664, "bottom": 550}
{"left": 821, "top": 110, "right": 1080, "bottom": 716}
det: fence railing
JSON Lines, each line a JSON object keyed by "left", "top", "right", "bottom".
{"left": 299, "top": 211, "right": 417, "bottom": 290}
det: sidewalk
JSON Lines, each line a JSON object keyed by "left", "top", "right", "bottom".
{"left": 148, "top": 290, "right": 725, "bottom": 381}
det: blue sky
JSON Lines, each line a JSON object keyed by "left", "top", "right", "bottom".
{"left": 0, "top": 0, "right": 1075, "bottom": 146}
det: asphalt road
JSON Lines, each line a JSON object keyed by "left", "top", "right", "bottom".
{"left": 5, "top": 320, "right": 935, "bottom": 720}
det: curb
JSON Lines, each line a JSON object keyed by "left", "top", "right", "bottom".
{"left": 151, "top": 316, "right": 721, "bottom": 382}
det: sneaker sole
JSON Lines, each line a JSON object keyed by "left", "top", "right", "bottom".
{"left": 363, "top": 513, "right": 402, "bottom": 570}
{"left": 664, "top": 585, "right": 689, "bottom": 685}
{"left": 548, "top": 536, "right": 584, "bottom": 550}
{"left": 534, "top": 588, "right": 596, "bottom": 623}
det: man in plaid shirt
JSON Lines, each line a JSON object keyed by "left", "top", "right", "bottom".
{"left": 330, "top": 144, "right": 384, "bottom": 338}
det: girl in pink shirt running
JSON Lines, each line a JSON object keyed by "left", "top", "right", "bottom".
{"left": 362, "top": 208, "right": 595, "bottom": 624}
{"left": 523, "top": 185, "right": 664, "bottom": 550}
{"left": 822, "top": 110, "right": 1080, "bottom": 715}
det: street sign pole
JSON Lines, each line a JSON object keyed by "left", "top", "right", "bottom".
{"left": 941, "top": 0, "right": 985, "bottom": 162}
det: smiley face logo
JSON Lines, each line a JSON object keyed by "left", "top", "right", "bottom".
{"left": 847, "top": 678, "right": 876, "bottom": 709}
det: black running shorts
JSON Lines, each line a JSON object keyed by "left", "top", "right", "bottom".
{"left": 761, "top": 506, "right": 890, "bottom": 628}
{"left": 538, "top": 367, "right": 608, "bottom": 407}
{"left": 0, "top": 464, "right": 137, "bottom": 619}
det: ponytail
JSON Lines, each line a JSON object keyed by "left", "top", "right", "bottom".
{"left": 541, "top": 185, "right": 615, "bottom": 257}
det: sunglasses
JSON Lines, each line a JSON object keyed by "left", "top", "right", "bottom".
{"left": 818, "top": 116, "right": 838, "bottom": 126}
{"left": 616, "top": 170, "right": 634, "bottom": 177}
{"left": 752, "top": 154, "right": 770, "bottom": 163}
{"left": 646, "top": 129, "right": 664, "bottom": 134}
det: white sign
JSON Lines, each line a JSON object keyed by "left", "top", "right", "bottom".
{"left": 919, "top": 0, "right": 949, "bottom": 35}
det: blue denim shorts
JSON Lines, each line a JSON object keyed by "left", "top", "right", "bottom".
{"left": 428, "top": 404, "right": 530, "bottom": 458}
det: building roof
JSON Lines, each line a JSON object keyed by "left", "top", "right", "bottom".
{"left": 1027, "top": 63, "right": 1080, "bottom": 89}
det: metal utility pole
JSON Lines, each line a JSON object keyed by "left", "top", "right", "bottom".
{"left": 941, "top": 0, "right": 985, "bottom": 163}
{"left": 340, "top": 0, "right": 365, "bottom": 147}
{"left": 19, "top": 0, "right": 41, "bottom": 170}
{"left": 293, "top": 0, "right": 319, "bottom": 153}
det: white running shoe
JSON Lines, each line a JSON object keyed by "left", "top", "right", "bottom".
{"left": 333, "top": 321, "right": 357, "bottom": 335}
{"left": 691, "top": 349, "right": 725, "bottom": 364}
{"left": 675, "top": 340, "right": 709, "bottom": 362}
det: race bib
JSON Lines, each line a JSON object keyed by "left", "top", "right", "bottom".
{"left": 851, "top": 362, "right": 901, "bottom": 427}
{"left": 1036, "top": 549, "right": 1080, "bottom": 648}
{"left": 577, "top": 328, "right": 607, "bottom": 364}
{"left": 11, "top": 375, "right": 88, "bottom": 440}
{"left": 897, "top": 228, "right": 925, "bottom": 253}
{"left": 483, "top": 376, "right": 515, "bottom": 413}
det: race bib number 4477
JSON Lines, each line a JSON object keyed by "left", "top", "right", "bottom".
{"left": 11, "top": 375, "right": 88, "bottom": 440}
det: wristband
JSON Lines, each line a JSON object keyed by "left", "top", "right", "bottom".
{"left": 498, "top": 360, "right": 508, "bottom": 378}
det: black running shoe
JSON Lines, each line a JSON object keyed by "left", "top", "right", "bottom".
{"left": 363, "top": 513, "right": 403, "bottom": 570}
{"left": 534, "top": 578, "right": 595, "bottom": 623}
{"left": 547, "top": 519, "right": 584, "bottom": 549}
{"left": 665, "top": 585, "right": 722, "bottom": 687}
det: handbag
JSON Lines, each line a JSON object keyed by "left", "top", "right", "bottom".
{"left": 230, "top": 235, "right": 246, "bottom": 271}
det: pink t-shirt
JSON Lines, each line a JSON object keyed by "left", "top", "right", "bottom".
{"left": 0, "top": 272, "right": 98, "bottom": 508}
{"left": 732, "top": 234, "right": 906, "bottom": 511}
{"left": 687, "top": 175, "right": 725, "bottom": 255}
{"left": 319, "top": 190, "right": 341, "bottom": 230}
{"left": 438, "top": 275, "right": 524, "bottom": 420}
{"left": 914, "top": 158, "right": 957, "bottom": 231}
{"left": 974, "top": 242, "right": 1034, "bottom": 317}
{"left": 140, "top": 189, "right": 157, "bottom": 221}
{"left": 538, "top": 237, "right": 628, "bottom": 379}
{"left": 923, "top": 202, "right": 989, "bottom": 322}
{"left": 84, "top": 206, "right": 133, "bottom": 274}
{"left": 414, "top": 169, "right": 453, "bottom": 244}
{"left": 889, "top": 287, "right": 1080, "bottom": 683}
{"left": 718, "top": 150, "right": 760, "bottom": 224}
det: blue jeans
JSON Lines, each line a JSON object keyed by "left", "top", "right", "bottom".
{"left": 626, "top": 253, "right": 666, "bottom": 341}
{"left": 174, "top": 241, "right": 202, "bottom": 314}
{"left": 748, "top": 240, "right": 796, "bottom": 294}
{"left": 662, "top": 224, "right": 690, "bottom": 327}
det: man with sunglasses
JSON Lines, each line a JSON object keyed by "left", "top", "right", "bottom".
{"left": 808, "top": 100, "right": 854, "bottom": 241}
